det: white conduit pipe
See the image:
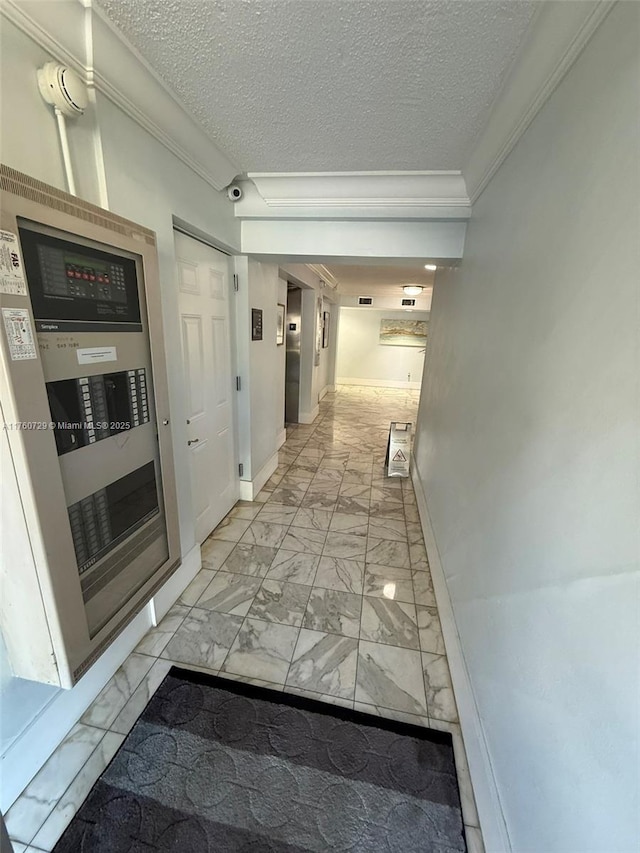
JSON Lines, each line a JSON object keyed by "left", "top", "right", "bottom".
{"left": 54, "top": 107, "right": 77, "bottom": 196}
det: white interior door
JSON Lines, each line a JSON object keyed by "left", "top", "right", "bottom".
{"left": 175, "top": 231, "right": 238, "bottom": 543}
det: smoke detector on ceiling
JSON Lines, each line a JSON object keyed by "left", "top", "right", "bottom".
{"left": 37, "top": 62, "right": 88, "bottom": 117}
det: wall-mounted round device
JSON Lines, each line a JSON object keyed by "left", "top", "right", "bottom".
{"left": 227, "top": 184, "right": 243, "bottom": 202}
{"left": 37, "top": 62, "right": 88, "bottom": 117}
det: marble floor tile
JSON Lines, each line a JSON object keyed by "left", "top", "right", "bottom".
{"left": 161, "top": 608, "right": 242, "bottom": 670}
{"left": 301, "top": 490, "right": 339, "bottom": 510}
{"left": 178, "top": 568, "right": 216, "bottom": 606}
{"left": 5, "top": 722, "right": 105, "bottom": 843}
{"left": 353, "top": 701, "right": 431, "bottom": 729}
{"left": 305, "top": 477, "right": 342, "bottom": 495}
{"left": 221, "top": 617, "right": 299, "bottom": 683}
{"left": 360, "top": 597, "right": 419, "bottom": 649}
{"left": 413, "top": 571, "right": 437, "bottom": 606}
{"left": 268, "top": 487, "right": 305, "bottom": 506}
{"left": 228, "top": 502, "right": 263, "bottom": 520}
{"left": 110, "top": 658, "right": 174, "bottom": 736}
{"left": 256, "top": 503, "right": 299, "bottom": 525}
{"left": 247, "top": 579, "right": 312, "bottom": 626}
{"left": 410, "top": 541, "right": 430, "bottom": 570}
{"left": 342, "top": 469, "right": 373, "bottom": 485}
{"left": 284, "top": 686, "right": 353, "bottom": 710}
{"left": 253, "top": 489, "right": 273, "bottom": 503}
{"left": 416, "top": 605, "right": 446, "bottom": 655}
{"left": 338, "top": 483, "right": 371, "bottom": 499}
{"left": 422, "top": 652, "right": 458, "bottom": 722}
{"left": 292, "top": 507, "right": 333, "bottom": 530}
{"left": 312, "top": 468, "right": 344, "bottom": 484}
{"left": 367, "top": 517, "right": 407, "bottom": 542}
{"left": 216, "top": 671, "right": 285, "bottom": 692}
{"left": 406, "top": 521, "right": 425, "bottom": 545}
{"left": 210, "top": 515, "right": 252, "bottom": 542}
{"left": 323, "top": 531, "right": 367, "bottom": 560}
{"left": 356, "top": 641, "right": 428, "bottom": 716}
{"left": 404, "top": 505, "right": 421, "bottom": 524}
{"left": 81, "top": 653, "right": 154, "bottom": 730}
{"left": 370, "top": 487, "right": 403, "bottom": 503}
{"left": 303, "top": 587, "right": 361, "bottom": 637}
{"left": 363, "top": 564, "right": 414, "bottom": 603}
{"left": 335, "top": 495, "right": 370, "bottom": 515}
{"left": 429, "top": 719, "right": 480, "bottom": 829}
{"left": 286, "top": 629, "right": 358, "bottom": 699}
{"left": 369, "top": 500, "right": 406, "bottom": 520}
{"left": 314, "top": 556, "right": 365, "bottom": 594}
{"left": 281, "top": 526, "right": 327, "bottom": 555}
{"left": 200, "top": 537, "right": 236, "bottom": 570}
{"left": 29, "top": 731, "right": 125, "bottom": 850}
{"left": 371, "top": 478, "right": 402, "bottom": 491}
{"left": 196, "top": 571, "right": 262, "bottom": 616}
{"left": 288, "top": 461, "right": 319, "bottom": 478}
{"left": 135, "top": 604, "right": 190, "bottom": 656}
{"left": 329, "top": 512, "right": 368, "bottom": 536}
{"left": 266, "top": 549, "right": 320, "bottom": 585}
{"left": 465, "top": 826, "right": 486, "bottom": 853}
{"left": 222, "top": 543, "right": 278, "bottom": 577}
{"left": 240, "top": 520, "right": 289, "bottom": 549}
{"left": 366, "top": 537, "right": 411, "bottom": 569}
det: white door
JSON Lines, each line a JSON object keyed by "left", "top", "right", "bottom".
{"left": 175, "top": 231, "right": 238, "bottom": 543}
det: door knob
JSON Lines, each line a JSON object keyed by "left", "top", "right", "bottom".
{"left": 188, "top": 438, "right": 200, "bottom": 445}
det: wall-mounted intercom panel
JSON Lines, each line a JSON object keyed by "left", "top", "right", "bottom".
{"left": 0, "top": 165, "right": 180, "bottom": 687}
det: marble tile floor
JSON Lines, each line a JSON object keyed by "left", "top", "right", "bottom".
{"left": 6, "top": 386, "right": 484, "bottom": 853}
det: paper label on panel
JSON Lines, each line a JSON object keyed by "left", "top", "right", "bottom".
{"left": 2, "top": 307, "right": 37, "bottom": 360}
{"left": 0, "top": 231, "right": 27, "bottom": 296}
{"left": 77, "top": 346, "right": 118, "bottom": 365}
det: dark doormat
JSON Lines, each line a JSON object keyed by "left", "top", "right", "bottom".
{"left": 53, "top": 667, "right": 467, "bottom": 852}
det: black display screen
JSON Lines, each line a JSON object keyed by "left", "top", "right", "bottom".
{"left": 68, "top": 462, "right": 160, "bottom": 573}
{"left": 18, "top": 226, "right": 142, "bottom": 332}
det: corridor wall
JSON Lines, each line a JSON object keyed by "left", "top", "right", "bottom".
{"left": 412, "top": 5, "right": 639, "bottom": 852}
{"left": 336, "top": 308, "right": 429, "bottom": 389}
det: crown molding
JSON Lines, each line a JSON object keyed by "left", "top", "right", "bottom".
{"left": 306, "top": 264, "right": 339, "bottom": 289}
{"left": 464, "top": 0, "right": 616, "bottom": 203}
{"left": 1, "top": 0, "right": 239, "bottom": 192}
{"left": 237, "top": 171, "right": 471, "bottom": 220}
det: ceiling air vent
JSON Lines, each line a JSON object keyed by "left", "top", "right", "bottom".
{"left": 401, "top": 298, "right": 416, "bottom": 306}
{"left": 358, "top": 297, "right": 373, "bottom": 306}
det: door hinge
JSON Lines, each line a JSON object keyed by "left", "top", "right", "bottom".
{"left": 236, "top": 376, "right": 241, "bottom": 391}
{"left": 233, "top": 274, "right": 239, "bottom": 292}
{"left": 238, "top": 463, "right": 244, "bottom": 477}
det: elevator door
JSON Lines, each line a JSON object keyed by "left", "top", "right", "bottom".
{"left": 285, "top": 286, "right": 302, "bottom": 424}
{"left": 175, "top": 231, "right": 238, "bottom": 542}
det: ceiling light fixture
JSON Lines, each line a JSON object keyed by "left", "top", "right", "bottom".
{"left": 424, "top": 264, "right": 437, "bottom": 271}
{"left": 403, "top": 285, "right": 423, "bottom": 296}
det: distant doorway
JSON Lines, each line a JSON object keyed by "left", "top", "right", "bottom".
{"left": 285, "top": 285, "right": 302, "bottom": 424}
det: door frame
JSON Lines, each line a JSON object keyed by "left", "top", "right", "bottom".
{"left": 172, "top": 218, "right": 241, "bottom": 539}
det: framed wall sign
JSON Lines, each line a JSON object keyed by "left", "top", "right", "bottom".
{"left": 251, "top": 308, "right": 263, "bottom": 341}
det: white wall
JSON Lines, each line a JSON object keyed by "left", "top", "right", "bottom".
{"left": 0, "top": 13, "right": 240, "bottom": 807}
{"left": 337, "top": 308, "right": 428, "bottom": 388}
{"left": 413, "top": 5, "right": 639, "bottom": 852}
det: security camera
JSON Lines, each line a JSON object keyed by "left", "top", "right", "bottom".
{"left": 227, "top": 184, "right": 243, "bottom": 202}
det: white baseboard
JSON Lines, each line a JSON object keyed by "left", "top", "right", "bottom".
{"left": 149, "top": 544, "right": 200, "bottom": 623}
{"left": 327, "top": 384, "right": 337, "bottom": 392}
{"left": 337, "top": 377, "right": 422, "bottom": 390}
{"left": 1, "top": 542, "right": 205, "bottom": 813}
{"left": 239, "top": 450, "right": 279, "bottom": 500}
{"left": 1, "top": 606, "right": 152, "bottom": 812}
{"left": 411, "top": 460, "right": 511, "bottom": 853}
{"left": 299, "top": 405, "right": 319, "bottom": 424}
{"left": 276, "top": 428, "right": 287, "bottom": 449}
{"left": 319, "top": 385, "right": 329, "bottom": 401}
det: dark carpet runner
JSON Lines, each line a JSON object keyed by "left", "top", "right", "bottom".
{"left": 53, "top": 667, "right": 466, "bottom": 852}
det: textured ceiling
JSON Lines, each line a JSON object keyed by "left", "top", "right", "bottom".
{"left": 98, "top": 0, "right": 537, "bottom": 173}
{"left": 324, "top": 263, "right": 435, "bottom": 295}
